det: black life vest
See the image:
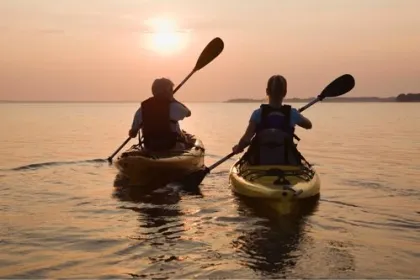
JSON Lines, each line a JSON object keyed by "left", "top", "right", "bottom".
{"left": 248, "top": 104, "right": 301, "bottom": 165}
{"left": 140, "top": 96, "right": 178, "bottom": 151}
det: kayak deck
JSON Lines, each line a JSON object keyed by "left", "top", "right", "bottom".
{"left": 114, "top": 133, "right": 205, "bottom": 187}
{"left": 229, "top": 159, "right": 321, "bottom": 201}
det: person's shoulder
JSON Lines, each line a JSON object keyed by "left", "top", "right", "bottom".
{"left": 134, "top": 106, "right": 142, "bottom": 115}
{"left": 252, "top": 107, "right": 261, "bottom": 113}
{"left": 170, "top": 101, "right": 190, "bottom": 119}
{"left": 289, "top": 106, "right": 299, "bottom": 113}
{"left": 282, "top": 104, "right": 298, "bottom": 114}
{"left": 293, "top": 106, "right": 305, "bottom": 115}
{"left": 287, "top": 106, "right": 299, "bottom": 115}
{"left": 251, "top": 107, "right": 262, "bottom": 116}
{"left": 140, "top": 97, "right": 153, "bottom": 105}
{"left": 170, "top": 101, "right": 184, "bottom": 109}
{"left": 250, "top": 107, "right": 262, "bottom": 123}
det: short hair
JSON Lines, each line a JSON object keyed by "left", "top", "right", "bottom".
{"left": 151, "top": 78, "right": 174, "bottom": 96}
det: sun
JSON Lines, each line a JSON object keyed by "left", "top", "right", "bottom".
{"left": 142, "top": 17, "right": 189, "bottom": 55}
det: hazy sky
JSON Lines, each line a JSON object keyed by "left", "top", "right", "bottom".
{"left": 1, "top": 0, "right": 419, "bottom": 101}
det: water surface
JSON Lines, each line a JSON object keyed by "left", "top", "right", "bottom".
{"left": 0, "top": 102, "right": 419, "bottom": 278}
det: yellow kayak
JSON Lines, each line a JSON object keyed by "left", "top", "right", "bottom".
{"left": 114, "top": 133, "right": 205, "bottom": 187}
{"left": 229, "top": 156, "right": 320, "bottom": 213}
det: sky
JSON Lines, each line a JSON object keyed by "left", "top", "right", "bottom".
{"left": 0, "top": 0, "right": 419, "bottom": 102}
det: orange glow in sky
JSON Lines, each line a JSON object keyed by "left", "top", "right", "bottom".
{"left": 0, "top": 0, "right": 419, "bottom": 102}
{"left": 142, "top": 17, "right": 190, "bottom": 55}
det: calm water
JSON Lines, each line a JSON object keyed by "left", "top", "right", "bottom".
{"left": 0, "top": 102, "right": 419, "bottom": 278}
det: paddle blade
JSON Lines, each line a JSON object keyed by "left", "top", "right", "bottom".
{"left": 319, "top": 74, "right": 355, "bottom": 100}
{"left": 194, "top": 37, "right": 224, "bottom": 72}
{"left": 174, "top": 167, "right": 210, "bottom": 191}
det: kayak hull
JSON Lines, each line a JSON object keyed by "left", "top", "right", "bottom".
{"left": 114, "top": 133, "right": 205, "bottom": 187}
{"left": 229, "top": 157, "right": 320, "bottom": 214}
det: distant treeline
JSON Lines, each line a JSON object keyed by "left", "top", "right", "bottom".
{"left": 2, "top": 94, "right": 420, "bottom": 103}
{"left": 396, "top": 93, "right": 420, "bottom": 102}
{"left": 226, "top": 95, "right": 420, "bottom": 103}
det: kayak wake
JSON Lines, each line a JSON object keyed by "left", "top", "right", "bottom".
{"left": 1, "top": 154, "right": 235, "bottom": 173}
{"left": 206, "top": 153, "right": 237, "bottom": 161}
{"left": 2, "top": 158, "right": 107, "bottom": 172}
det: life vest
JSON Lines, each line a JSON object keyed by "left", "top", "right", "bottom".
{"left": 248, "top": 104, "right": 302, "bottom": 165}
{"left": 140, "top": 96, "right": 179, "bottom": 151}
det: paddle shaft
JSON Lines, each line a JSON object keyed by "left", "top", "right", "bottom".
{"left": 173, "top": 70, "right": 195, "bottom": 94}
{"left": 107, "top": 137, "right": 131, "bottom": 161}
{"left": 207, "top": 152, "right": 236, "bottom": 171}
{"left": 298, "top": 96, "right": 321, "bottom": 112}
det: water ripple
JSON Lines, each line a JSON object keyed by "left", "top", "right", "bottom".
{"left": 1, "top": 103, "right": 420, "bottom": 278}
{"left": 2, "top": 158, "right": 107, "bottom": 172}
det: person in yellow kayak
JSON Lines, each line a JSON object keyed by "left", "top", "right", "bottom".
{"left": 232, "top": 75, "right": 313, "bottom": 165}
{"left": 128, "top": 77, "right": 192, "bottom": 151}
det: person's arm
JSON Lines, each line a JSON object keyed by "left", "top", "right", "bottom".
{"left": 172, "top": 101, "right": 191, "bottom": 120}
{"left": 128, "top": 107, "right": 142, "bottom": 137}
{"left": 232, "top": 109, "right": 260, "bottom": 153}
{"left": 173, "top": 99, "right": 191, "bottom": 117}
{"left": 291, "top": 108, "right": 312, "bottom": 129}
{"left": 182, "top": 102, "right": 191, "bottom": 117}
{"left": 296, "top": 115, "right": 312, "bottom": 129}
{"left": 232, "top": 121, "right": 257, "bottom": 153}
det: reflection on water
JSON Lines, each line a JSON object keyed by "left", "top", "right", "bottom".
{"left": 1, "top": 102, "right": 419, "bottom": 278}
{"left": 112, "top": 175, "right": 204, "bottom": 246}
{"left": 231, "top": 194, "right": 356, "bottom": 278}
{"left": 111, "top": 179, "right": 187, "bottom": 277}
{"left": 232, "top": 195, "right": 320, "bottom": 277}
{"left": 113, "top": 175, "right": 185, "bottom": 239}
{"left": 110, "top": 175, "right": 211, "bottom": 278}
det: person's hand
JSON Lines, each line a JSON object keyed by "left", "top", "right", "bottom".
{"left": 232, "top": 144, "right": 244, "bottom": 154}
{"left": 128, "top": 128, "right": 138, "bottom": 138}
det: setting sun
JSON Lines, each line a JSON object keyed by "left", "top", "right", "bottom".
{"left": 142, "top": 17, "right": 190, "bottom": 55}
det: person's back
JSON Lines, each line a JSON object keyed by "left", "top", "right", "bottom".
{"left": 250, "top": 103, "right": 300, "bottom": 165}
{"left": 128, "top": 78, "right": 191, "bottom": 151}
{"left": 140, "top": 95, "right": 178, "bottom": 151}
{"left": 232, "top": 75, "right": 312, "bottom": 165}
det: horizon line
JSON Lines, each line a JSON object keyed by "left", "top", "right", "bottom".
{"left": 0, "top": 96, "right": 399, "bottom": 103}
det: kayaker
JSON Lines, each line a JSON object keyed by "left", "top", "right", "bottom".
{"left": 232, "top": 75, "right": 312, "bottom": 165}
{"left": 128, "top": 77, "right": 192, "bottom": 151}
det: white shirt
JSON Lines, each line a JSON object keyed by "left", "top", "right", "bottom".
{"left": 131, "top": 102, "right": 190, "bottom": 134}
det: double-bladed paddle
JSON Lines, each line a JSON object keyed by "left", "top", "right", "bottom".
{"left": 107, "top": 37, "right": 225, "bottom": 163}
{"left": 177, "top": 74, "right": 356, "bottom": 191}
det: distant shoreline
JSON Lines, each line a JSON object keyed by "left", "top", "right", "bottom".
{"left": 1, "top": 94, "right": 419, "bottom": 103}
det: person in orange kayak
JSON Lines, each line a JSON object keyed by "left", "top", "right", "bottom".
{"left": 232, "top": 75, "right": 313, "bottom": 165}
{"left": 128, "top": 77, "right": 191, "bottom": 151}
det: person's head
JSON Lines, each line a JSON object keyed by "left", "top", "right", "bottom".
{"left": 151, "top": 77, "right": 174, "bottom": 100}
{"left": 266, "top": 75, "right": 287, "bottom": 103}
